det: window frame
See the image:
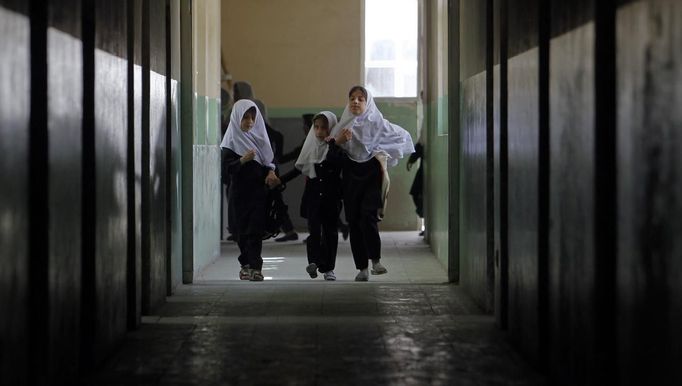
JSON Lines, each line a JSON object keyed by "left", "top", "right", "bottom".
{"left": 361, "top": 0, "right": 424, "bottom": 102}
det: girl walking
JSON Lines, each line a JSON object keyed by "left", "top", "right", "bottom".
{"left": 221, "top": 99, "right": 280, "bottom": 281}
{"left": 329, "top": 86, "right": 414, "bottom": 281}
{"left": 294, "top": 111, "right": 342, "bottom": 280}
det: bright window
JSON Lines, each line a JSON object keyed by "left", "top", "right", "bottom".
{"left": 364, "top": 0, "right": 419, "bottom": 98}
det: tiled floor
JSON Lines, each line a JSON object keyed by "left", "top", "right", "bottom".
{"left": 86, "top": 232, "right": 545, "bottom": 385}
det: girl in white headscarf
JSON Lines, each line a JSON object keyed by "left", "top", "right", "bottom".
{"left": 292, "top": 111, "right": 342, "bottom": 281}
{"left": 328, "top": 86, "right": 415, "bottom": 281}
{"left": 220, "top": 99, "right": 280, "bottom": 281}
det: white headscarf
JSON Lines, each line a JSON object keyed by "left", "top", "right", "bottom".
{"left": 220, "top": 99, "right": 275, "bottom": 170}
{"left": 295, "top": 111, "right": 338, "bottom": 178}
{"left": 330, "top": 87, "right": 415, "bottom": 167}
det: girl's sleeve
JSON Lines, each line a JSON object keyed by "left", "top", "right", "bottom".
{"left": 407, "top": 142, "right": 423, "bottom": 164}
{"left": 325, "top": 139, "right": 347, "bottom": 166}
{"left": 279, "top": 168, "right": 302, "bottom": 185}
{"left": 222, "top": 148, "right": 243, "bottom": 175}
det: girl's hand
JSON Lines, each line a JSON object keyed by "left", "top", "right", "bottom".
{"left": 335, "top": 128, "right": 352, "bottom": 145}
{"left": 240, "top": 149, "right": 256, "bottom": 164}
{"left": 265, "top": 170, "right": 281, "bottom": 188}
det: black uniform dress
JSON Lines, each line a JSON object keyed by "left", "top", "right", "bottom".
{"left": 302, "top": 159, "right": 343, "bottom": 273}
{"left": 328, "top": 139, "right": 383, "bottom": 270}
{"left": 408, "top": 142, "right": 424, "bottom": 218}
{"left": 222, "top": 148, "right": 270, "bottom": 270}
{"left": 279, "top": 150, "right": 343, "bottom": 272}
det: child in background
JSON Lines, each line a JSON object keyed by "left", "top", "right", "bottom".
{"left": 294, "top": 112, "right": 342, "bottom": 281}
{"left": 220, "top": 99, "right": 280, "bottom": 281}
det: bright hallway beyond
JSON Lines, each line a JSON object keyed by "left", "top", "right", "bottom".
{"left": 86, "top": 232, "right": 544, "bottom": 385}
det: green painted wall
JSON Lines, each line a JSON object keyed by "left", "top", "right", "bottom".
{"left": 424, "top": 0, "right": 451, "bottom": 273}
{"left": 192, "top": 95, "right": 221, "bottom": 273}
{"left": 376, "top": 100, "right": 420, "bottom": 231}
{"left": 425, "top": 95, "right": 450, "bottom": 269}
{"left": 193, "top": 96, "right": 221, "bottom": 146}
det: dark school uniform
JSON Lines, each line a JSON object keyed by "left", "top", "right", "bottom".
{"left": 222, "top": 148, "right": 270, "bottom": 270}
{"left": 408, "top": 142, "right": 424, "bottom": 217}
{"left": 302, "top": 157, "right": 343, "bottom": 273}
{"left": 327, "top": 139, "right": 383, "bottom": 270}
{"left": 279, "top": 153, "right": 343, "bottom": 273}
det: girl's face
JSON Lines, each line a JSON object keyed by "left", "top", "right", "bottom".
{"left": 349, "top": 90, "right": 367, "bottom": 116}
{"left": 240, "top": 108, "right": 256, "bottom": 132}
{"left": 313, "top": 117, "right": 330, "bottom": 140}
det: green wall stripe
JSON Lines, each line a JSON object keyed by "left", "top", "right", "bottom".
{"left": 192, "top": 95, "right": 221, "bottom": 146}
{"left": 194, "top": 95, "right": 206, "bottom": 145}
{"left": 207, "top": 97, "right": 220, "bottom": 145}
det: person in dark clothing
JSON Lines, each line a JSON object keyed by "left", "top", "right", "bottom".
{"left": 279, "top": 113, "right": 315, "bottom": 164}
{"left": 279, "top": 113, "right": 350, "bottom": 243}
{"left": 220, "top": 99, "right": 281, "bottom": 281}
{"left": 290, "top": 111, "right": 342, "bottom": 280}
{"left": 407, "top": 141, "right": 424, "bottom": 236}
{"left": 220, "top": 87, "right": 234, "bottom": 241}
{"left": 329, "top": 86, "right": 415, "bottom": 281}
{"left": 253, "top": 98, "right": 299, "bottom": 242}
{"left": 233, "top": 81, "right": 254, "bottom": 103}
{"left": 223, "top": 82, "right": 254, "bottom": 242}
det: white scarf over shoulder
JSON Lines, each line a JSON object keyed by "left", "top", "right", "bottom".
{"left": 220, "top": 99, "right": 275, "bottom": 170}
{"left": 294, "top": 111, "right": 338, "bottom": 178}
{"left": 330, "top": 88, "right": 415, "bottom": 168}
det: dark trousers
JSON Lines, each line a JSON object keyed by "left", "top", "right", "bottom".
{"left": 306, "top": 204, "right": 339, "bottom": 272}
{"left": 237, "top": 234, "right": 263, "bottom": 270}
{"left": 343, "top": 159, "right": 382, "bottom": 270}
{"left": 411, "top": 192, "right": 423, "bottom": 218}
{"left": 348, "top": 214, "right": 381, "bottom": 270}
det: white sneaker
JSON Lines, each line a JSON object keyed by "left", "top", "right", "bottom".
{"left": 355, "top": 269, "right": 369, "bottom": 282}
{"left": 323, "top": 271, "right": 336, "bottom": 281}
{"left": 306, "top": 263, "right": 318, "bottom": 279}
{"left": 371, "top": 260, "right": 387, "bottom": 275}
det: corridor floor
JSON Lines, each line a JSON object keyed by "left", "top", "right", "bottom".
{"left": 86, "top": 232, "right": 545, "bottom": 385}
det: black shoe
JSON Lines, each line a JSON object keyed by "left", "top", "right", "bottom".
{"left": 275, "top": 232, "right": 298, "bottom": 242}
{"left": 419, "top": 230, "right": 425, "bottom": 237}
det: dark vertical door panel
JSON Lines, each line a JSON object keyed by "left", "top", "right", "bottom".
{"left": 148, "top": 0, "right": 168, "bottom": 311}
{"left": 169, "top": 0, "right": 183, "bottom": 291}
{"left": 505, "top": 0, "right": 540, "bottom": 366}
{"left": 460, "top": 73, "right": 491, "bottom": 311}
{"left": 617, "top": 2, "right": 682, "bottom": 384}
{"left": 47, "top": 0, "right": 83, "bottom": 381}
{"left": 548, "top": 19, "right": 596, "bottom": 385}
{"left": 93, "top": 0, "right": 129, "bottom": 363}
{"left": 127, "top": 0, "right": 143, "bottom": 330}
{"left": 506, "top": 48, "right": 539, "bottom": 364}
{"left": 0, "top": 3, "right": 30, "bottom": 385}
{"left": 459, "top": 0, "right": 491, "bottom": 311}
{"left": 493, "top": 0, "right": 509, "bottom": 330}
{"left": 133, "top": 0, "right": 143, "bottom": 325}
{"left": 493, "top": 61, "right": 502, "bottom": 324}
